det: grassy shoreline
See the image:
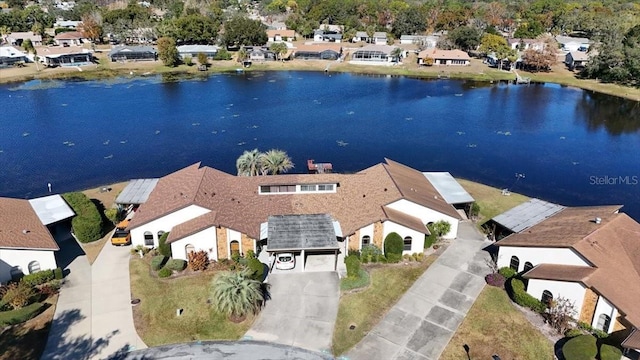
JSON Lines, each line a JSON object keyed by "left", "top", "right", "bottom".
{"left": 2, "top": 55, "right": 639, "bottom": 101}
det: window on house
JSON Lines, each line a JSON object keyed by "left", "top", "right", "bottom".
{"left": 510, "top": 256, "right": 520, "bottom": 271}
{"left": 185, "top": 244, "right": 195, "bottom": 255}
{"left": 362, "top": 235, "right": 370, "bottom": 247}
{"left": 300, "top": 184, "right": 316, "bottom": 192}
{"left": 28, "top": 261, "right": 41, "bottom": 274}
{"left": 541, "top": 290, "right": 553, "bottom": 307}
{"left": 144, "top": 231, "right": 154, "bottom": 246}
{"left": 318, "top": 184, "right": 334, "bottom": 191}
{"left": 596, "top": 314, "right": 611, "bottom": 332}
{"left": 523, "top": 262, "right": 534, "bottom": 273}
{"left": 157, "top": 230, "right": 165, "bottom": 240}
{"left": 403, "top": 236, "right": 412, "bottom": 251}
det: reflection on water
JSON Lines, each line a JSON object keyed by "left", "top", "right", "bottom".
{"left": 578, "top": 91, "right": 640, "bottom": 135}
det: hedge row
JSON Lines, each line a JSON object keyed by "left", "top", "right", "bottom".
{"left": 508, "top": 277, "right": 546, "bottom": 313}
{"left": 21, "top": 270, "right": 54, "bottom": 287}
{"left": 345, "top": 255, "right": 361, "bottom": 278}
{"left": 63, "top": 192, "right": 104, "bottom": 243}
{"left": 151, "top": 255, "right": 168, "bottom": 271}
{"left": 0, "top": 302, "right": 46, "bottom": 326}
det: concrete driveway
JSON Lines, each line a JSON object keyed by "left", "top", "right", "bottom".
{"left": 346, "top": 221, "right": 492, "bottom": 360}
{"left": 245, "top": 272, "right": 340, "bottom": 353}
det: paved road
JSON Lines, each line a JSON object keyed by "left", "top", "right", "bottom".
{"left": 122, "top": 340, "right": 333, "bottom": 360}
{"left": 346, "top": 221, "right": 492, "bottom": 360}
{"left": 41, "top": 236, "right": 146, "bottom": 360}
{"left": 245, "top": 272, "right": 340, "bottom": 353}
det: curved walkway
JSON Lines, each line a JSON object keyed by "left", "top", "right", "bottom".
{"left": 346, "top": 222, "right": 492, "bottom": 360}
{"left": 41, "top": 238, "right": 146, "bottom": 360}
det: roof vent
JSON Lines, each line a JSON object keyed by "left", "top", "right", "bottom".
{"left": 22, "top": 229, "right": 29, "bottom": 234}
{"left": 594, "top": 217, "right": 602, "bottom": 224}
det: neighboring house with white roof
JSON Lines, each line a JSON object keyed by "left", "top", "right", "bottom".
{"left": 493, "top": 200, "right": 640, "bottom": 356}
{"left": 0, "top": 195, "right": 74, "bottom": 284}
{"left": 313, "top": 30, "right": 342, "bottom": 43}
{"left": 127, "top": 159, "right": 470, "bottom": 269}
{"left": 54, "top": 20, "right": 82, "bottom": 29}
{"left": 176, "top": 45, "right": 219, "bottom": 59}
{"left": 353, "top": 31, "right": 388, "bottom": 45}
{"left": 0, "top": 46, "right": 28, "bottom": 67}
{"left": 507, "top": 38, "right": 544, "bottom": 51}
{"left": 350, "top": 44, "right": 400, "bottom": 66}
{"left": 35, "top": 46, "right": 93, "bottom": 67}
{"left": 565, "top": 51, "right": 590, "bottom": 70}
{"left": 400, "top": 35, "right": 438, "bottom": 48}
{"left": 556, "top": 35, "right": 590, "bottom": 52}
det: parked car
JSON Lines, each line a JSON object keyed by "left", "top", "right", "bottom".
{"left": 275, "top": 253, "right": 295, "bottom": 270}
{"left": 110, "top": 219, "right": 131, "bottom": 246}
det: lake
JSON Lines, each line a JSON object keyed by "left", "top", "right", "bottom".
{"left": 1, "top": 71, "right": 639, "bottom": 220}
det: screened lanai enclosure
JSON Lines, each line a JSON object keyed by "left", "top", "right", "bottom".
{"left": 45, "top": 53, "right": 93, "bottom": 67}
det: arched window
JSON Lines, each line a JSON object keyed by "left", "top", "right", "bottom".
{"left": 596, "top": 314, "right": 611, "bottom": 332}
{"left": 541, "top": 290, "right": 553, "bottom": 307}
{"left": 10, "top": 266, "right": 23, "bottom": 281}
{"left": 362, "top": 235, "right": 371, "bottom": 247}
{"left": 28, "top": 261, "right": 41, "bottom": 274}
{"left": 403, "top": 236, "right": 412, "bottom": 251}
{"left": 523, "top": 262, "right": 534, "bottom": 273}
{"left": 144, "top": 231, "right": 154, "bottom": 246}
{"left": 510, "top": 256, "right": 520, "bottom": 271}
{"left": 185, "top": 244, "right": 195, "bottom": 255}
{"left": 157, "top": 230, "right": 165, "bottom": 240}
{"left": 230, "top": 241, "right": 240, "bottom": 256}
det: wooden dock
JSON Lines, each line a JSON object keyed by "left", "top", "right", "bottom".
{"left": 514, "top": 70, "right": 531, "bottom": 84}
{"left": 308, "top": 159, "right": 333, "bottom": 174}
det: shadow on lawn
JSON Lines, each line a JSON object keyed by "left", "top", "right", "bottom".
{"left": 41, "top": 308, "right": 132, "bottom": 360}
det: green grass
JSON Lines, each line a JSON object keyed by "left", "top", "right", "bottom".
{"left": 456, "top": 178, "right": 530, "bottom": 224}
{"left": 440, "top": 286, "right": 554, "bottom": 360}
{"left": 340, "top": 269, "right": 370, "bottom": 291}
{"left": 0, "top": 302, "right": 47, "bottom": 326}
{"left": 332, "top": 256, "right": 436, "bottom": 355}
{"left": 129, "top": 258, "right": 253, "bottom": 346}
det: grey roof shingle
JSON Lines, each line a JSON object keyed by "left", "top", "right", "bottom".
{"left": 267, "top": 214, "right": 339, "bottom": 251}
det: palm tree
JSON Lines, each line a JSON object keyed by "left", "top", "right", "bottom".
{"left": 22, "top": 39, "right": 39, "bottom": 71}
{"left": 261, "top": 149, "right": 294, "bottom": 175}
{"left": 236, "top": 149, "right": 264, "bottom": 176}
{"left": 210, "top": 270, "right": 264, "bottom": 321}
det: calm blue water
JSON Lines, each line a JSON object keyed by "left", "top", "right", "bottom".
{"left": 1, "top": 71, "right": 639, "bottom": 220}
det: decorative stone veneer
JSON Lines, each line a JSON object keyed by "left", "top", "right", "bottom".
{"left": 217, "top": 227, "right": 228, "bottom": 259}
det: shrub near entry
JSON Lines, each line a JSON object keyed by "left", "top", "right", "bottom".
{"left": 345, "top": 255, "right": 361, "bottom": 278}
{"left": 384, "top": 232, "right": 403, "bottom": 263}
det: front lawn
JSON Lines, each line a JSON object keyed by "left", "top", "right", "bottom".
{"left": 332, "top": 256, "right": 436, "bottom": 355}
{"left": 456, "top": 178, "right": 530, "bottom": 224}
{"left": 129, "top": 258, "right": 254, "bottom": 346}
{"left": 440, "top": 286, "right": 554, "bottom": 360}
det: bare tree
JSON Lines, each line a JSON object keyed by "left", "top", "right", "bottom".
{"left": 546, "top": 297, "right": 577, "bottom": 334}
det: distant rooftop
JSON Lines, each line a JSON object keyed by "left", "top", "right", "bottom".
{"left": 267, "top": 214, "right": 339, "bottom": 251}
{"left": 492, "top": 198, "right": 566, "bottom": 233}
{"left": 28, "top": 194, "right": 75, "bottom": 225}
{"left": 116, "top": 179, "right": 159, "bottom": 205}
{"left": 423, "top": 172, "right": 474, "bottom": 204}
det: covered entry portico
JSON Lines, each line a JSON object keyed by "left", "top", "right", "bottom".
{"left": 264, "top": 214, "right": 341, "bottom": 272}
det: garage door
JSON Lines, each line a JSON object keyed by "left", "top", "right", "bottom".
{"left": 304, "top": 251, "right": 336, "bottom": 272}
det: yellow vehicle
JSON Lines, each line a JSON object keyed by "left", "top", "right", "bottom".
{"left": 111, "top": 219, "right": 131, "bottom": 246}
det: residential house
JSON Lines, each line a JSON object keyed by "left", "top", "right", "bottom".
{"left": 0, "top": 46, "right": 28, "bottom": 67}
{"left": 177, "top": 45, "right": 219, "bottom": 59}
{"left": 267, "top": 29, "right": 296, "bottom": 42}
{"left": 5, "top": 32, "right": 42, "bottom": 47}
{"left": 313, "top": 30, "right": 342, "bottom": 43}
{"left": 265, "top": 21, "right": 287, "bottom": 30}
{"left": 36, "top": 46, "right": 93, "bottom": 67}
{"left": 556, "top": 35, "right": 590, "bottom": 52}
{"left": 319, "top": 24, "right": 343, "bottom": 33}
{"left": 353, "top": 31, "right": 388, "bottom": 45}
{"left": 400, "top": 35, "right": 438, "bottom": 48}
{"left": 54, "top": 31, "right": 85, "bottom": 46}
{"left": 418, "top": 49, "right": 470, "bottom": 66}
{"left": 127, "top": 159, "right": 470, "bottom": 268}
{"left": 565, "top": 51, "right": 590, "bottom": 70}
{"left": 108, "top": 46, "right": 157, "bottom": 62}
{"left": 54, "top": 20, "right": 82, "bottom": 29}
{"left": 350, "top": 44, "right": 400, "bottom": 66}
{"left": 507, "top": 38, "right": 544, "bottom": 51}
{"left": 292, "top": 43, "right": 342, "bottom": 60}
{"left": 245, "top": 46, "right": 276, "bottom": 61}
{"left": 0, "top": 195, "right": 74, "bottom": 284}
{"left": 493, "top": 200, "right": 640, "bottom": 357}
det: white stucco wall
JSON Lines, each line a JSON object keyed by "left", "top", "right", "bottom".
{"left": 0, "top": 249, "right": 57, "bottom": 284}
{"left": 386, "top": 199, "right": 459, "bottom": 239}
{"left": 527, "top": 279, "right": 586, "bottom": 318}
{"left": 497, "top": 246, "right": 590, "bottom": 271}
{"left": 227, "top": 229, "right": 242, "bottom": 258}
{"left": 592, "top": 296, "right": 618, "bottom": 333}
{"left": 130, "top": 205, "right": 211, "bottom": 248}
{"left": 358, "top": 224, "right": 374, "bottom": 250}
{"left": 170, "top": 227, "right": 218, "bottom": 261}
{"left": 383, "top": 221, "right": 425, "bottom": 254}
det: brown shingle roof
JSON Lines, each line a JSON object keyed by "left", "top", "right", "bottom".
{"left": 622, "top": 328, "right": 640, "bottom": 350}
{"left": 419, "top": 49, "right": 470, "bottom": 60}
{"left": 129, "top": 159, "right": 460, "bottom": 240}
{"left": 495, "top": 205, "right": 623, "bottom": 248}
{"left": 523, "top": 264, "right": 595, "bottom": 282}
{"left": 166, "top": 211, "right": 218, "bottom": 244}
{"left": 382, "top": 206, "right": 429, "bottom": 234}
{"left": 0, "top": 198, "right": 59, "bottom": 250}
{"left": 54, "top": 31, "right": 84, "bottom": 40}
{"left": 266, "top": 29, "right": 295, "bottom": 38}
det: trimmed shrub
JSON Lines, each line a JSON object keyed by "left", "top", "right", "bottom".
{"left": 384, "top": 232, "right": 403, "bottom": 259}
{"left": 213, "top": 48, "right": 232, "bottom": 60}
{"left": 413, "top": 252, "right": 424, "bottom": 262}
{"left": 345, "top": 255, "right": 361, "bottom": 278}
{"left": 188, "top": 250, "right": 209, "bottom": 271}
{"left": 403, "top": 254, "right": 413, "bottom": 262}
{"left": 340, "top": 268, "right": 370, "bottom": 291}
{"left": 63, "top": 192, "right": 103, "bottom": 243}
{"left": 0, "top": 302, "right": 46, "bottom": 326}
{"left": 564, "top": 328, "right": 584, "bottom": 338}
{"left": 246, "top": 250, "right": 256, "bottom": 259}
{"left": 21, "top": 270, "right": 54, "bottom": 287}
{"left": 386, "top": 253, "right": 402, "bottom": 263}
{"left": 166, "top": 259, "right": 187, "bottom": 271}
{"left": 599, "top": 344, "right": 622, "bottom": 360}
{"left": 562, "top": 335, "right": 597, "bottom": 360}
{"left": 485, "top": 272, "right": 505, "bottom": 288}
{"left": 151, "top": 255, "right": 168, "bottom": 271}
{"left": 54, "top": 267, "right": 63, "bottom": 280}
{"left": 498, "top": 266, "right": 517, "bottom": 279}
{"left": 158, "top": 267, "right": 172, "bottom": 278}
{"left": 577, "top": 321, "right": 610, "bottom": 339}
{"left": 2, "top": 282, "right": 35, "bottom": 310}
{"left": 348, "top": 249, "right": 361, "bottom": 258}
{"left": 424, "top": 225, "right": 437, "bottom": 248}
{"left": 104, "top": 207, "right": 121, "bottom": 225}
{"left": 247, "top": 258, "right": 264, "bottom": 281}
{"left": 158, "top": 232, "right": 171, "bottom": 257}
{"left": 508, "top": 278, "right": 546, "bottom": 313}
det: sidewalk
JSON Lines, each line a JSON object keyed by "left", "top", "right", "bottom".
{"left": 346, "top": 222, "right": 492, "bottom": 360}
